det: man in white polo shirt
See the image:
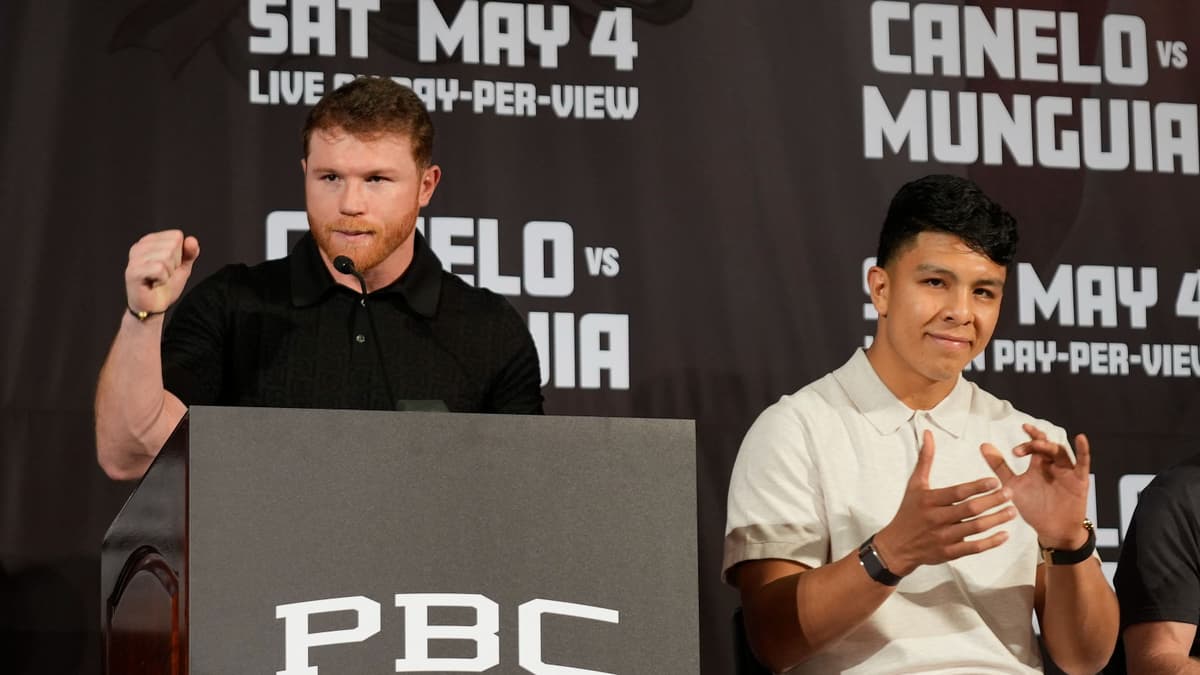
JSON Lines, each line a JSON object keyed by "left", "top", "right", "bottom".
{"left": 723, "top": 175, "right": 1118, "bottom": 674}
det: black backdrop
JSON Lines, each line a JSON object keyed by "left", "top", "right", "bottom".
{"left": 3, "top": 1, "right": 1199, "bottom": 672}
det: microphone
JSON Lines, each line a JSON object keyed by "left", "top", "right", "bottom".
{"left": 332, "top": 255, "right": 398, "bottom": 410}
{"left": 333, "top": 255, "right": 367, "bottom": 297}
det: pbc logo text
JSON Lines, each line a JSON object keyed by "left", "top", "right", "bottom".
{"left": 276, "top": 593, "right": 620, "bottom": 674}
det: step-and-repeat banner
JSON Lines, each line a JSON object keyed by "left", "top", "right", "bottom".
{"left": 2, "top": 1, "right": 1197, "bottom": 672}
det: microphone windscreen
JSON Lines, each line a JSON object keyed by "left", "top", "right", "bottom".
{"left": 333, "top": 255, "right": 355, "bottom": 275}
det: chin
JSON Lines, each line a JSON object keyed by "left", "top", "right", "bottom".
{"left": 349, "top": 248, "right": 388, "bottom": 272}
{"left": 922, "top": 370, "right": 961, "bottom": 383}
{"left": 918, "top": 360, "right": 968, "bottom": 382}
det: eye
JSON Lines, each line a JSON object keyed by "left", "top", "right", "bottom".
{"left": 974, "top": 288, "right": 997, "bottom": 299}
{"left": 365, "top": 175, "right": 390, "bottom": 183}
{"left": 319, "top": 173, "right": 340, "bottom": 182}
{"left": 923, "top": 278, "right": 945, "bottom": 287}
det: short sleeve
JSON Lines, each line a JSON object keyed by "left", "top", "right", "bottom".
{"left": 162, "top": 267, "right": 235, "bottom": 406}
{"left": 1114, "top": 482, "right": 1200, "bottom": 629}
{"left": 481, "top": 299, "right": 544, "bottom": 414}
{"left": 723, "top": 399, "right": 830, "bottom": 584}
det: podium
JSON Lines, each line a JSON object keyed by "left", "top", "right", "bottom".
{"left": 101, "top": 407, "right": 698, "bottom": 674}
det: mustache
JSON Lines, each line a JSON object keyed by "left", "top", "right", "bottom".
{"left": 323, "top": 217, "right": 376, "bottom": 233}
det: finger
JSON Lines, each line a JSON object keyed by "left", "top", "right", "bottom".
{"left": 926, "top": 476, "right": 1001, "bottom": 506}
{"left": 980, "top": 443, "right": 1016, "bottom": 483}
{"left": 944, "top": 506, "right": 1017, "bottom": 541}
{"left": 1015, "top": 439, "right": 1075, "bottom": 467}
{"left": 946, "top": 487, "right": 1013, "bottom": 520}
{"left": 139, "top": 230, "right": 184, "bottom": 266}
{"left": 161, "top": 228, "right": 184, "bottom": 246}
{"left": 133, "top": 229, "right": 184, "bottom": 253}
{"left": 169, "top": 237, "right": 183, "bottom": 268}
{"left": 133, "top": 247, "right": 174, "bottom": 266}
{"left": 909, "top": 430, "right": 935, "bottom": 488}
{"left": 1023, "top": 423, "right": 1048, "bottom": 441}
{"left": 140, "top": 261, "right": 172, "bottom": 287}
{"left": 1072, "top": 433, "right": 1091, "bottom": 472}
{"left": 130, "top": 240, "right": 185, "bottom": 270}
{"left": 126, "top": 260, "right": 171, "bottom": 287}
{"left": 1013, "top": 439, "right": 1061, "bottom": 457}
{"left": 943, "top": 530, "right": 1009, "bottom": 559}
{"left": 129, "top": 241, "right": 175, "bottom": 264}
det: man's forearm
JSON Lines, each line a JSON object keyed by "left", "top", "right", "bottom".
{"left": 743, "top": 552, "right": 894, "bottom": 672}
{"left": 1124, "top": 622, "right": 1200, "bottom": 675}
{"left": 1040, "top": 560, "right": 1120, "bottom": 674}
{"left": 95, "top": 311, "right": 185, "bottom": 479}
{"left": 1131, "top": 654, "right": 1200, "bottom": 675}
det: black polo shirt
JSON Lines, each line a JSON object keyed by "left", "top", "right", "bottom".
{"left": 161, "top": 231, "right": 543, "bottom": 413}
{"left": 1112, "top": 452, "right": 1200, "bottom": 669}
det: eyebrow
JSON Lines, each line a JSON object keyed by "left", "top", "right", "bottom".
{"left": 308, "top": 166, "right": 398, "bottom": 175}
{"left": 915, "top": 263, "right": 1004, "bottom": 287}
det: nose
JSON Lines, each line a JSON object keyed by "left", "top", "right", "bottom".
{"left": 943, "top": 288, "right": 972, "bottom": 324}
{"left": 339, "top": 179, "right": 366, "bottom": 216}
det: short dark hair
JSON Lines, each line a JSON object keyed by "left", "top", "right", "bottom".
{"left": 876, "top": 174, "right": 1018, "bottom": 267}
{"left": 302, "top": 76, "right": 434, "bottom": 166}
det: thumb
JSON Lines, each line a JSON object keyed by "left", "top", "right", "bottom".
{"left": 1072, "top": 433, "right": 1091, "bottom": 472}
{"left": 167, "top": 237, "right": 200, "bottom": 302}
{"left": 180, "top": 236, "right": 200, "bottom": 267}
{"left": 910, "top": 430, "right": 935, "bottom": 487}
{"left": 980, "top": 443, "right": 1016, "bottom": 483}
{"left": 175, "top": 236, "right": 200, "bottom": 285}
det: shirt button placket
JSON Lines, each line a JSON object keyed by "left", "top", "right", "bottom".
{"left": 352, "top": 297, "right": 369, "bottom": 345}
{"left": 912, "top": 412, "right": 933, "bottom": 451}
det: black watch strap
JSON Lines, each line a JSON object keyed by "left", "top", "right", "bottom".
{"left": 858, "top": 534, "right": 903, "bottom": 586}
{"left": 1041, "top": 519, "right": 1096, "bottom": 565}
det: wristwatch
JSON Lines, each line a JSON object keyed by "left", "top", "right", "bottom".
{"left": 1040, "top": 519, "right": 1096, "bottom": 565}
{"left": 858, "top": 534, "right": 903, "bottom": 586}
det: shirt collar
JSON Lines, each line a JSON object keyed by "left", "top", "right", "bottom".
{"left": 290, "top": 230, "right": 443, "bottom": 318}
{"left": 833, "top": 348, "right": 972, "bottom": 438}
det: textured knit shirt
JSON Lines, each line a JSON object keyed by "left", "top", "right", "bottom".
{"left": 1113, "top": 452, "right": 1200, "bottom": 663}
{"left": 161, "top": 231, "right": 543, "bottom": 413}
{"left": 725, "top": 349, "right": 1068, "bottom": 674}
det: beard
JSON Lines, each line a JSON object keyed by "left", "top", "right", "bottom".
{"left": 311, "top": 213, "right": 417, "bottom": 273}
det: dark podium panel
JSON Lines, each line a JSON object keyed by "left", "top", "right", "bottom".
{"left": 101, "top": 407, "right": 698, "bottom": 674}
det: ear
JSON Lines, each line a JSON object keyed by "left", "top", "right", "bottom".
{"left": 867, "top": 265, "right": 890, "bottom": 318}
{"left": 418, "top": 164, "right": 442, "bottom": 207}
{"left": 300, "top": 158, "right": 307, "bottom": 175}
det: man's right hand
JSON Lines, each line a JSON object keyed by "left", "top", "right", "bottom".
{"left": 125, "top": 230, "right": 200, "bottom": 316}
{"left": 873, "top": 430, "right": 1016, "bottom": 577}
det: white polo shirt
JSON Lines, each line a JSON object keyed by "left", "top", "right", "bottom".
{"left": 724, "top": 349, "right": 1069, "bottom": 674}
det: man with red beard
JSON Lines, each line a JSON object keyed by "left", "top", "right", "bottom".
{"left": 95, "top": 77, "right": 543, "bottom": 480}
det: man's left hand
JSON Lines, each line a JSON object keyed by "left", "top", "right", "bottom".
{"left": 980, "top": 425, "right": 1091, "bottom": 551}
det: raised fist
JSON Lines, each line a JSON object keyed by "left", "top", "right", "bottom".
{"left": 124, "top": 230, "right": 200, "bottom": 316}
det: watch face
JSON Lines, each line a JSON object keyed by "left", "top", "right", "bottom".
{"left": 858, "top": 541, "right": 901, "bottom": 586}
{"left": 860, "top": 547, "right": 882, "bottom": 575}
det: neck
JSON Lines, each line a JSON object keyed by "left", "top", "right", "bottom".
{"left": 864, "top": 342, "right": 957, "bottom": 411}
